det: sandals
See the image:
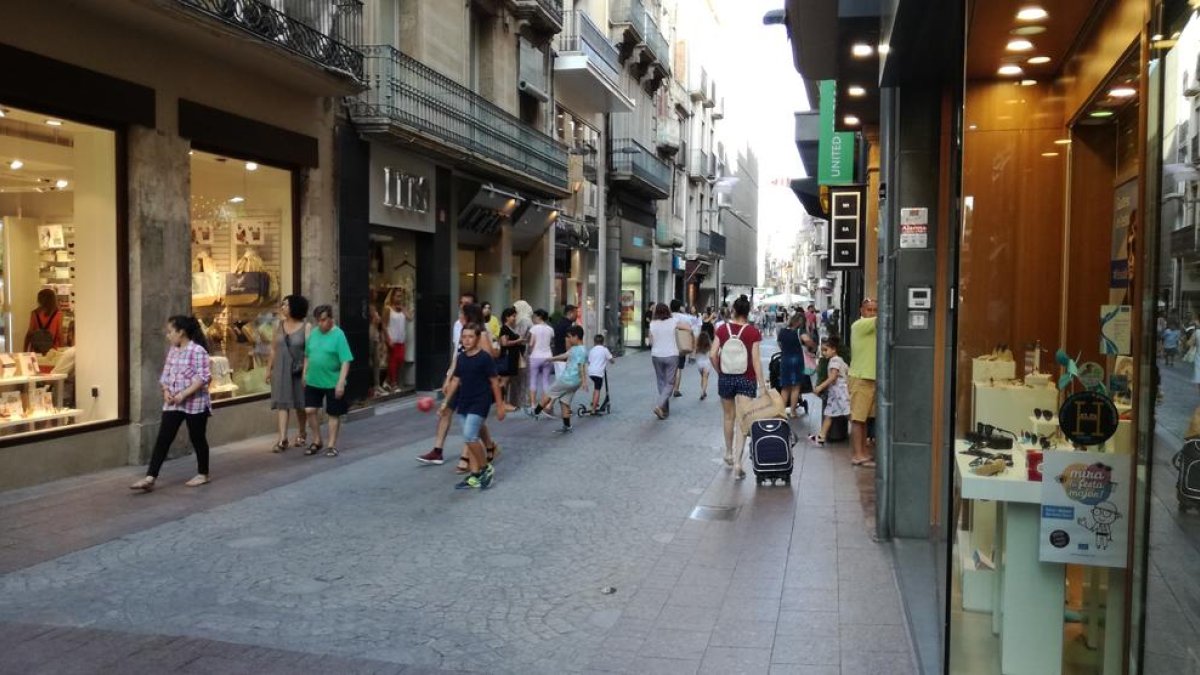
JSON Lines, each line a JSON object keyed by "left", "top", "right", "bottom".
{"left": 808, "top": 434, "right": 825, "bottom": 447}
{"left": 455, "top": 458, "right": 470, "bottom": 474}
{"left": 325, "top": 447, "right": 339, "bottom": 457}
{"left": 487, "top": 443, "right": 501, "bottom": 463}
{"left": 851, "top": 458, "right": 877, "bottom": 468}
{"left": 185, "top": 475, "right": 210, "bottom": 487}
{"left": 129, "top": 476, "right": 155, "bottom": 491}
{"left": 304, "top": 442, "right": 324, "bottom": 456}
{"left": 272, "top": 439, "right": 289, "bottom": 453}
{"left": 293, "top": 435, "right": 307, "bottom": 448}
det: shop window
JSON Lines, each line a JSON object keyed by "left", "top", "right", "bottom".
{"left": 367, "top": 227, "right": 416, "bottom": 397}
{"left": 0, "top": 104, "right": 118, "bottom": 437}
{"left": 189, "top": 150, "right": 292, "bottom": 402}
{"left": 458, "top": 248, "right": 477, "bottom": 298}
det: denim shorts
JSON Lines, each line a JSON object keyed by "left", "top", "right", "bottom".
{"left": 717, "top": 374, "right": 758, "bottom": 400}
{"left": 458, "top": 413, "right": 486, "bottom": 443}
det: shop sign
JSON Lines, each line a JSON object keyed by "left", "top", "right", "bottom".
{"left": 828, "top": 185, "right": 865, "bottom": 269}
{"left": 1039, "top": 450, "right": 1131, "bottom": 568}
{"left": 382, "top": 167, "right": 429, "bottom": 214}
{"left": 818, "top": 80, "right": 855, "bottom": 185}
{"left": 1057, "top": 390, "right": 1119, "bottom": 447}
{"left": 899, "top": 207, "right": 928, "bottom": 249}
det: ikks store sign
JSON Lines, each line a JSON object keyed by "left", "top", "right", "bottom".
{"left": 369, "top": 144, "right": 436, "bottom": 233}
{"left": 818, "top": 80, "right": 855, "bottom": 185}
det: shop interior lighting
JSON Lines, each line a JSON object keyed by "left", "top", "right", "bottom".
{"left": 8, "top": 159, "right": 22, "bottom": 170}
{"left": 843, "top": 115, "right": 861, "bottom": 126}
{"left": 851, "top": 43, "right": 873, "bottom": 58}
{"left": 1054, "top": 138, "right": 1072, "bottom": 145}
{"left": 245, "top": 162, "right": 258, "bottom": 171}
{"left": 55, "top": 179, "right": 68, "bottom": 189}
{"left": 229, "top": 196, "right": 245, "bottom": 203}
{"left": 1089, "top": 110, "right": 1115, "bottom": 118}
{"left": 998, "top": 65, "right": 1024, "bottom": 76}
{"left": 1109, "top": 86, "right": 1137, "bottom": 98}
{"left": 1041, "top": 152, "right": 1059, "bottom": 157}
{"left": 1027, "top": 56, "right": 1051, "bottom": 64}
{"left": 968, "top": 124, "right": 978, "bottom": 130}
{"left": 1020, "top": 79, "right": 1037, "bottom": 86}
{"left": 1006, "top": 39, "right": 1034, "bottom": 52}
{"left": 1016, "top": 6, "right": 1049, "bottom": 21}
{"left": 878, "top": 44, "right": 891, "bottom": 55}
{"left": 44, "top": 119, "right": 63, "bottom": 127}
{"left": 1011, "top": 25, "right": 1047, "bottom": 36}
{"left": 848, "top": 85, "right": 867, "bottom": 97}
{"left": 0, "top": 109, "right": 7, "bottom": 118}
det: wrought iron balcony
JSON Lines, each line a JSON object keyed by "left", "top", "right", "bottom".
{"left": 612, "top": 0, "right": 650, "bottom": 44}
{"left": 352, "top": 45, "right": 568, "bottom": 195}
{"left": 174, "top": 0, "right": 363, "bottom": 79}
{"left": 510, "top": 0, "right": 564, "bottom": 35}
{"left": 610, "top": 138, "right": 672, "bottom": 199}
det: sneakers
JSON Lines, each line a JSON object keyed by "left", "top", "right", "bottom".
{"left": 524, "top": 407, "right": 540, "bottom": 420}
{"left": 480, "top": 464, "right": 495, "bottom": 489}
{"left": 554, "top": 426, "right": 574, "bottom": 434}
{"left": 416, "top": 448, "right": 445, "bottom": 465}
{"left": 455, "top": 474, "right": 482, "bottom": 490}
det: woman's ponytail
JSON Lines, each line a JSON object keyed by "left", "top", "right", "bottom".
{"left": 169, "top": 315, "right": 209, "bottom": 353}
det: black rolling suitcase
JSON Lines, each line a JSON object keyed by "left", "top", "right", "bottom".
{"left": 750, "top": 418, "right": 794, "bottom": 486}
{"left": 1173, "top": 439, "right": 1200, "bottom": 512}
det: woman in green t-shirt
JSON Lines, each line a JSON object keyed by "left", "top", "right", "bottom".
{"left": 303, "top": 305, "right": 354, "bottom": 457}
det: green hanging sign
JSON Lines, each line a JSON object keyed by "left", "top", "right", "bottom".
{"left": 818, "top": 80, "right": 855, "bottom": 185}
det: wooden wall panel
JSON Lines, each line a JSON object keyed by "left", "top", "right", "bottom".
{"left": 1058, "top": 2, "right": 1146, "bottom": 123}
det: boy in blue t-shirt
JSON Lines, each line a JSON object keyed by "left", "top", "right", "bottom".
{"left": 529, "top": 325, "right": 588, "bottom": 433}
{"left": 440, "top": 324, "right": 506, "bottom": 489}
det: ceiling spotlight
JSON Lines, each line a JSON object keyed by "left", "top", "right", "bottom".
{"left": 9, "top": 159, "right": 23, "bottom": 170}
{"left": 1028, "top": 56, "right": 1051, "bottom": 64}
{"left": 229, "top": 196, "right": 245, "bottom": 203}
{"left": 1012, "top": 25, "right": 1047, "bottom": 36}
{"left": 0, "top": 109, "right": 6, "bottom": 118}
{"left": 998, "top": 65, "right": 1024, "bottom": 76}
{"left": 968, "top": 124, "right": 978, "bottom": 130}
{"left": 45, "top": 119, "right": 63, "bottom": 127}
{"left": 1041, "top": 152, "right": 1059, "bottom": 157}
{"left": 1109, "top": 86, "right": 1137, "bottom": 98}
{"left": 1006, "top": 39, "right": 1034, "bottom": 52}
{"left": 1089, "top": 110, "right": 1115, "bottom": 118}
{"left": 1020, "top": 79, "right": 1037, "bottom": 86}
{"left": 1017, "top": 6, "right": 1048, "bottom": 21}
{"left": 851, "top": 43, "right": 873, "bottom": 58}
{"left": 878, "top": 44, "right": 891, "bottom": 55}
{"left": 55, "top": 179, "right": 68, "bottom": 189}
{"left": 1054, "top": 138, "right": 1072, "bottom": 145}
{"left": 848, "top": 85, "right": 867, "bottom": 97}
{"left": 245, "top": 162, "right": 259, "bottom": 171}
{"left": 843, "top": 115, "right": 861, "bottom": 126}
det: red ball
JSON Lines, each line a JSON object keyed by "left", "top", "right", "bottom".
{"left": 417, "top": 396, "right": 435, "bottom": 413}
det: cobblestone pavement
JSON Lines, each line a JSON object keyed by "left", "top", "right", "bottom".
{"left": 0, "top": 346, "right": 916, "bottom": 674}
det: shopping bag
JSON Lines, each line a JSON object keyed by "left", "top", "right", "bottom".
{"left": 224, "top": 272, "right": 270, "bottom": 306}
{"left": 191, "top": 272, "right": 224, "bottom": 306}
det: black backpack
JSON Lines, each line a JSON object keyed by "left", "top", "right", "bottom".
{"left": 29, "top": 310, "right": 58, "bottom": 354}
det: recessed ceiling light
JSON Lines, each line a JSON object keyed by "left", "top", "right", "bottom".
{"left": 1089, "top": 110, "right": 1115, "bottom": 118}
{"left": 851, "top": 43, "right": 873, "bottom": 58}
{"left": 229, "top": 196, "right": 245, "bottom": 203}
{"left": 1028, "top": 55, "right": 1051, "bottom": 65}
{"left": 968, "top": 124, "right": 978, "bottom": 130}
{"left": 1012, "top": 25, "right": 1047, "bottom": 36}
{"left": 55, "top": 179, "right": 68, "bottom": 189}
{"left": 1020, "top": 79, "right": 1037, "bottom": 86}
{"left": 1041, "top": 152, "right": 1059, "bottom": 157}
{"left": 848, "top": 85, "right": 867, "bottom": 97}
{"left": 843, "top": 115, "right": 860, "bottom": 126}
{"left": 245, "top": 162, "right": 259, "bottom": 171}
{"left": 9, "top": 159, "right": 23, "bottom": 170}
{"left": 45, "top": 119, "right": 63, "bottom": 127}
{"left": 1017, "top": 6, "right": 1048, "bottom": 21}
{"left": 998, "top": 65, "right": 1024, "bottom": 76}
{"left": 1007, "top": 39, "right": 1034, "bottom": 52}
{"left": 1054, "top": 138, "right": 1072, "bottom": 145}
{"left": 1109, "top": 86, "right": 1137, "bottom": 98}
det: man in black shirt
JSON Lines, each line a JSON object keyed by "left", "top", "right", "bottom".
{"left": 552, "top": 304, "right": 578, "bottom": 356}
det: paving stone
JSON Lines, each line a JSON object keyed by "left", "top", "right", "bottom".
{"left": 638, "top": 627, "right": 713, "bottom": 661}
{"left": 629, "top": 656, "right": 702, "bottom": 675}
{"left": 698, "top": 645, "right": 772, "bottom": 675}
{"left": 775, "top": 611, "right": 839, "bottom": 638}
{"left": 708, "top": 619, "right": 777, "bottom": 650}
{"left": 770, "top": 635, "right": 840, "bottom": 665}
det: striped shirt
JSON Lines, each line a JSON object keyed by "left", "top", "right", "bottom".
{"left": 159, "top": 342, "right": 212, "bottom": 414}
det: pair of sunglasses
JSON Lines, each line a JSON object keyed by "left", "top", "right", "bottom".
{"left": 1033, "top": 408, "right": 1054, "bottom": 421}
{"left": 1021, "top": 431, "right": 1055, "bottom": 450}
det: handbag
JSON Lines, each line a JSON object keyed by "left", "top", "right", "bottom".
{"left": 675, "top": 324, "right": 695, "bottom": 355}
{"left": 284, "top": 329, "right": 304, "bottom": 377}
{"left": 224, "top": 272, "right": 270, "bottom": 306}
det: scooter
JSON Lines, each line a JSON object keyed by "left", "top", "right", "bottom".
{"left": 577, "top": 371, "right": 612, "bottom": 417}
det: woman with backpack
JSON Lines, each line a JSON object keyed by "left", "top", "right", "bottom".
{"left": 711, "top": 295, "right": 765, "bottom": 479}
{"left": 24, "top": 288, "right": 64, "bottom": 354}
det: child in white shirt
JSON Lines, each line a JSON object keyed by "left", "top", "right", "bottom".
{"left": 586, "top": 334, "right": 615, "bottom": 414}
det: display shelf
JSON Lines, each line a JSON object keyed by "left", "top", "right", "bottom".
{"left": 0, "top": 373, "right": 68, "bottom": 387}
{"left": 0, "top": 408, "right": 81, "bottom": 429}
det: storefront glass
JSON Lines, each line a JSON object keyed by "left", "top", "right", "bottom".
{"left": 368, "top": 227, "right": 416, "bottom": 396}
{"left": 189, "top": 149, "right": 292, "bottom": 402}
{"left": 0, "top": 104, "right": 118, "bottom": 437}
{"left": 949, "top": 5, "right": 1144, "bottom": 673}
{"left": 621, "top": 262, "right": 644, "bottom": 347}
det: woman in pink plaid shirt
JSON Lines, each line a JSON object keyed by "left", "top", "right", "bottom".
{"left": 130, "top": 316, "right": 213, "bottom": 491}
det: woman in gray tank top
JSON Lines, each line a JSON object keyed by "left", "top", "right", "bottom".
{"left": 268, "top": 295, "right": 311, "bottom": 452}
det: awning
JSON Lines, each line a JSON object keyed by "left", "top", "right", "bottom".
{"left": 790, "top": 177, "right": 825, "bottom": 218}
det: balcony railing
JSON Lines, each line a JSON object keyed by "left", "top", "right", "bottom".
{"left": 688, "top": 149, "right": 714, "bottom": 179}
{"left": 645, "top": 16, "right": 671, "bottom": 74}
{"left": 696, "top": 231, "right": 727, "bottom": 256}
{"left": 690, "top": 67, "right": 709, "bottom": 101}
{"left": 175, "top": 0, "right": 363, "bottom": 79}
{"left": 612, "top": 0, "right": 649, "bottom": 42}
{"left": 511, "top": 0, "right": 564, "bottom": 32}
{"left": 611, "top": 138, "right": 672, "bottom": 197}
{"left": 353, "top": 45, "right": 568, "bottom": 191}
{"left": 656, "top": 220, "right": 683, "bottom": 248}
{"left": 656, "top": 119, "right": 682, "bottom": 153}
{"left": 558, "top": 10, "right": 622, "bottom": 86}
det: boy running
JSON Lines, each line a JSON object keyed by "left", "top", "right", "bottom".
{"left": 440, "top": 324, "right": 506, "bottom": 489}
{"left": 528, "top": 325, "right": 588, "bottom": 433}
{"left": 587, "top": 334, "right": 615, "bottom": 414}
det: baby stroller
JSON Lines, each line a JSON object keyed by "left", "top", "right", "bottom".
{"left": 577, "top": 371, "right": 612, "bottom": 417}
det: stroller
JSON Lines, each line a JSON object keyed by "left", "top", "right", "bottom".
{"left": 577, "top": 371, "right": 612, "bottom": 417}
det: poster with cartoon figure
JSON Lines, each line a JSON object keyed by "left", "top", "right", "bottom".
{"left": 1039, "top": 451, "right": 1132, "bottom": 568}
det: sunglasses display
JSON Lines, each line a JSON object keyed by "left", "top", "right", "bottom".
{"left": 1033, "top": 408, "right": 1054, "bottom": 421}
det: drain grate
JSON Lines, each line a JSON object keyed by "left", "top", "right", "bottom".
{"left": 689, "top": 505, "right": 740, "bottom": 522}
